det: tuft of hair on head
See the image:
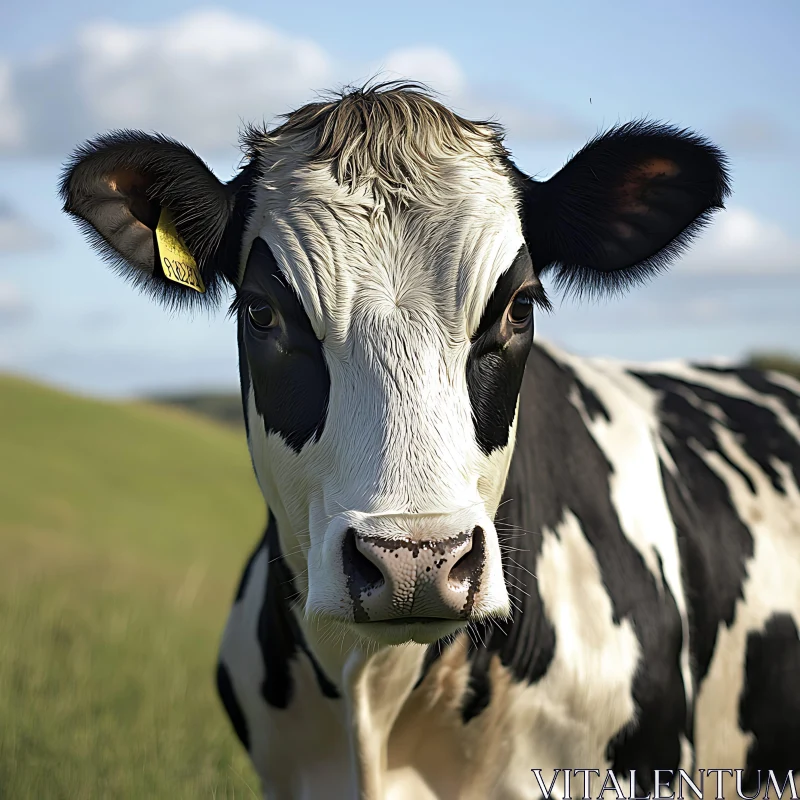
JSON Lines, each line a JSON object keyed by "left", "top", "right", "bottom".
{"left": 241, "top": 79, "right": 508, "bottom": 198}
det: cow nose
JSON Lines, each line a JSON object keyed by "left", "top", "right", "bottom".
{"left": 342, "top": 526, "right": 485, "bottom": 622}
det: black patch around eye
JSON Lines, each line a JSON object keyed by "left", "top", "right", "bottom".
{"left": 471, "top": 246, "right": 547, "bottom": 342}
{"left": 238, "top": 238, "right": 330, "bottom": 453}
{"left": 467, "top": 246, "right": 537, "bottom": 455}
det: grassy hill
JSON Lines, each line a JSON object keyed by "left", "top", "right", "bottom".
{"left": 0, "top": 375, "right": 264, "bottom": 798}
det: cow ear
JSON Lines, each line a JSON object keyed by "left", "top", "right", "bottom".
{"left": 516, "top": 121, "right": 731, "bottom": 297}
{"left": 60, "top": 131, "right": 234, "bottom": 307}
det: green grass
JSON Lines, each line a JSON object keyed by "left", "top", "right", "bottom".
{"left": 0, "top": 375, "right": 264, "bottom": 798}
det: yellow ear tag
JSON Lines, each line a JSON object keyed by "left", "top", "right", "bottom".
{"left": 155, "top": 207, "right": 206, "bottom": 293}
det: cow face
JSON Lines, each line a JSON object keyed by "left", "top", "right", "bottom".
{"left": 235, "top": 124, "right": 536, "bottom": 644}
{"left": 61, "top": 85, "right": 729, "bottom": 647}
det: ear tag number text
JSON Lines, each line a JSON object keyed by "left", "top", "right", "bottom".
{"left": 155, "top": 208, "right": 206, "bottom": 293}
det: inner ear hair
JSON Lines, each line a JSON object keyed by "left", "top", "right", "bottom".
{"left": 105, "top": 168, "right": 161, "bottom": 230}
{"left": 616, "top": 157, "right": 682, "bottom": 216}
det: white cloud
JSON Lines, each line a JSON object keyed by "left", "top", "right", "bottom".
{"left": 9, "top": 10, "right": 333, "bottom": 155}
{"left": 0, "top": 282, "right": 23, "bottom": 308}
{"left": 677, "top": 207, "right": 800, "bottom": 275}
{"left": 0, "top": 200, "right": 51, "bottom": 253}
{"left": 380, "top": 47, "right": 466, "bottom": 96}
{"left": 374, "top": 47, "right": 582, "bottom": 143}
{"left": 0, "top": 282, "right": 29, "bottom": 326}
{"left": 1, "top": 10, "right": 580, "bottom": 156}
{"left": 0, "top": 60, "right": 23, "bottom": 150}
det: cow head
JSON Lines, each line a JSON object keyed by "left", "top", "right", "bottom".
{"left": 61, "top": 84, "right": 729, "bottom": 647}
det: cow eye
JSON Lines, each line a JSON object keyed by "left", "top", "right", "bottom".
{"left": 248, "top": 302, "right": 278, "bottom": 331}
{"left": 508, "top": 293, "right": 534, "bottom": 326}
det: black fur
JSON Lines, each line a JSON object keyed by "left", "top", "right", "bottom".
{"left": 233, "top": 522, "right": 267, "bottom": 603}
{"left": 218, "top": 159, "right": 260, "bottom": 286}
{"left": 445, "top": 346, "right": 690, "bottom": 785}
{"left": 649, "top": 374, "right": 800, "bottom": 496}
{"left": 697, "top": 364, "right": 800, "bottom": 433}
{"left": 517, "top": 349, "right": 687, "bottom": 786}
{"left": 509, "top": 120, "right": 731, "bottom": 298}
{"left": 738, "top": 614, "right": 800, "bottom": 790}
{"left": 238, "top": 315, "right": 251, "bottom": 443}
{"left": 223, "top": 162, "right": 260, "bottom": 443}
{"left": 575, "top": 376, "right": 611, "bottom": 422}
{"left": 630, "top": 367, "right": 800, "bottom": 784}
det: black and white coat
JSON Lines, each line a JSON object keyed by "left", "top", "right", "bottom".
{"left": 61, "top": 85, "right": 800, "bottom": 799}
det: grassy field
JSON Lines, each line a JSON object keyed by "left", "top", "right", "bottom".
{"left": 0, "top": 375, "right": 265, "bottom": 798}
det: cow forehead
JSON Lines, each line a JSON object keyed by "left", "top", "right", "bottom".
{"left": 238, "top": 144, "right": 526, "bottom": 344}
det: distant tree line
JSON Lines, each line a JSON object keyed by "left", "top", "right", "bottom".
{"left": 153, "top": 392, "right": 245, "bottom": 428}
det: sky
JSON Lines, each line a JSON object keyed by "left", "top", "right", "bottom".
{"left": 1, "top": 0, "right": 798, "bottom": 396}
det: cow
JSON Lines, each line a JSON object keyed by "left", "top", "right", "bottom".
{"left": 60, "top": 83, "right": 800, "bottom": 799}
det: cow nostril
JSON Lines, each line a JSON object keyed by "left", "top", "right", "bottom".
{"left": 449, "top": 526, "right": 485, "bottom": 586}
{"left": 343, "top": 527, "right": 384, "bottom": 589}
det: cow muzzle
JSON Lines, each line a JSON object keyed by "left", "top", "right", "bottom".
{"left": 342, "top": 524, "right": 486, "bottom": 623}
